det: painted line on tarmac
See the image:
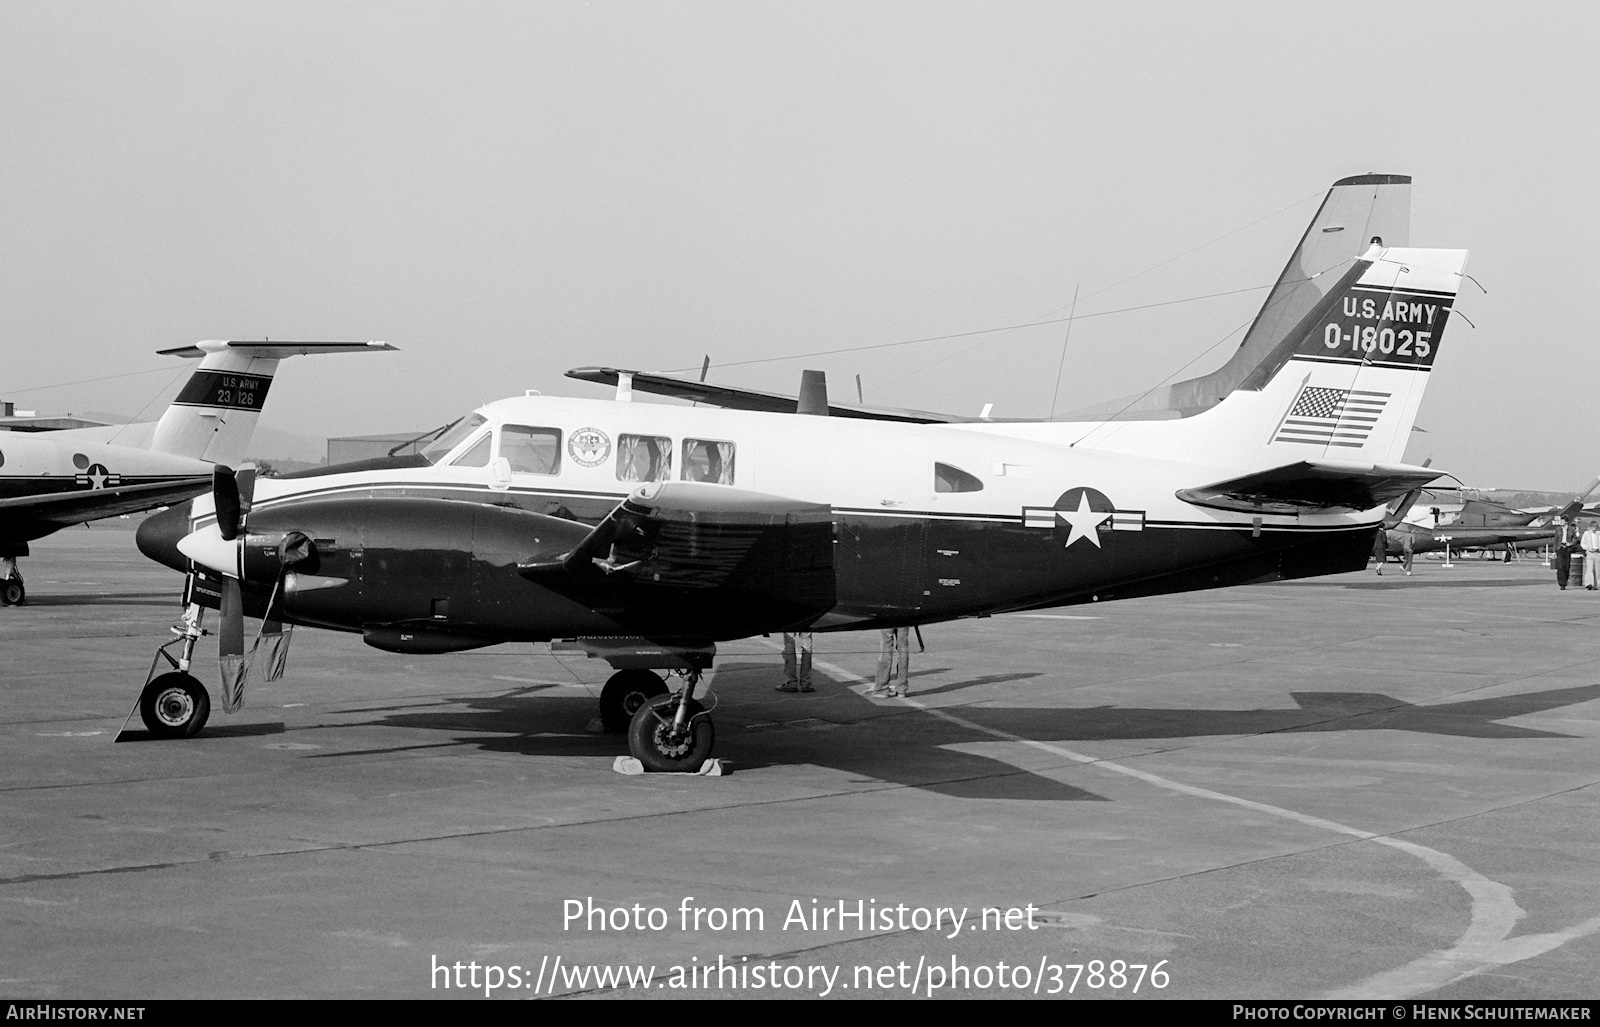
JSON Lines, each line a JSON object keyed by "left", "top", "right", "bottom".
{"left": 791, "top": 645, "right": 1573, "bottom": 999}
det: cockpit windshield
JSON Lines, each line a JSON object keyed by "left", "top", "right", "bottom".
{"left": 417, "top": 413, "right": 488, "bottom": 464}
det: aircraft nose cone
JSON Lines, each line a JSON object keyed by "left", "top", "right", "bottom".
{"left": 136, "top": 504, "right": 193, "bottom": 572}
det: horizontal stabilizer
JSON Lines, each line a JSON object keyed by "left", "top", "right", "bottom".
{"left": 157, "top": 340, "right": 396, "bottom": 359}
{"left": 1177, "top": 460, "right": 1442, "bottom": 515}
{"left": 566, "top": 367, "right": 954, "bottom": 423}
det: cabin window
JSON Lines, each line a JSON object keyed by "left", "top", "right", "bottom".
{"left": 682, "top": 439, "right": 735, "bottom": 484}
{"left": 501, "top": 424, "right": 562, "bottom": 475}
{"left": 617, "top": 434, "right": 672, "bottom": 482}
{"left": 934, "top": 462, "right": 983, "bottom": 493}
{"left": 450, "top": 432, "right": 493, "bottom": 468}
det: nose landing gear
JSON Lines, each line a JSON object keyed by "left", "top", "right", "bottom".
{"left": 120, "top": 601, "right": 212, "bottom": 739}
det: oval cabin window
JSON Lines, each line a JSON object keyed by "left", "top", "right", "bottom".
{"left": 934, "top": 462, "right": 983, "bottom": 493}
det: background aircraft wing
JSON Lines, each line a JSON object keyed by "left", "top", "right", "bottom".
{"left": 565, "top": 366, "right": 957, "bottom": 423}
{"left": 1177, "top": 460, "right": 1442, "bottom": 515}
{"left": 0, "top": 477, "right": 212, "bottom": 530}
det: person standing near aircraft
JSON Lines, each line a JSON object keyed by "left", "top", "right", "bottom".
{"left": 1401, "top": 530, "right": 1415, "bottom": 575}
{"left": 1554, "top": 516, "right": 1580, "bottom": 590}
{"left": 1582, "top": 521, "right": 1600, "bottom": 590}
{"left": 778, "top": 631, "right": 814, "bottom": 692}
{"left": 1373, "top": 527, "right": 1388, "bottom": 575}
{"left": 873, "top": 627, "right": 911, "bottom": 697}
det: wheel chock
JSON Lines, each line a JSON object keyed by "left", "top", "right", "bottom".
{"left": 612, "top": 756, "right": 725, "bottom": 776}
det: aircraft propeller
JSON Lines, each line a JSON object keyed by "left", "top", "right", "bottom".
{"left": 178, "top": 466, "right": 315, "bottom": 708}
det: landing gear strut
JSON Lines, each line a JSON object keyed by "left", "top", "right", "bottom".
{"left": 627, "top": 669, "right": 715, "bottom": 773}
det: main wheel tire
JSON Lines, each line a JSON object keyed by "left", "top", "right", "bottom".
{"left": 627, "top": 693, "right": 714, "bottom": 773}
{"left": 599, "top": 669, "right": 669, "bottom": 733}
{"left": 139, "top": 673, "right": 211, "bottom": 739}
{"left": 1, "top": 579, "right": 22, "bottom": 606}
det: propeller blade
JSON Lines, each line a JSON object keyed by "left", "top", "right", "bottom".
{"left": 258, "top": 570, "right": 292, "bottom": 682}
{"left": 215, "top": 467, "right": 243, "bottom": 541}
{"left": 259, "top": 621, "right": 292, "bottom": 683}
{"left": 218, "top": 577, "right": 249, "bottom": 712}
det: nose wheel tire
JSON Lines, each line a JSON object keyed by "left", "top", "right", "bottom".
{"left": 599, "top": 670, "right": 669, "bottom": 733}
{"left": 627, "top": 694, "right": 714, "bottom": 773}
{"left": 139, "top": 673, "right": 211, "bottom": 738}
{"left": 1, "top": 579, "right": 23, "bottom": 606}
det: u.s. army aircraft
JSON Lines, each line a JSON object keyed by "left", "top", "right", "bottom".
{"left": 0, "top": 340, "right": 394, "bottom": 606}
{"left": 132, "top": 223, "right": 1468, "bottom": 773}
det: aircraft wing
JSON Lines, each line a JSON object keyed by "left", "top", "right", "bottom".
{"left": 1177, "top": 460, "right": 1443, "bottom": 515}
{"left": 565, "top": 367, "right": 957, "bottom": 423}
{"left": 518, "top": 481, "right": 837, "bottom": 635}
{"left": 0, "top": 477, "right": 212, "bottom": 530}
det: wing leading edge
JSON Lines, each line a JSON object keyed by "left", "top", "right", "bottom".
{"left": 0, "top": 477, "right": 213, "bottom": 531}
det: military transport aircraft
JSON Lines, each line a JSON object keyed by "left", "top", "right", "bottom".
{"left": 132, "top": 225, "right": 1470, "bottom": 773}
{"left": 0, "top": 340, "right": 394, "bottom": 605}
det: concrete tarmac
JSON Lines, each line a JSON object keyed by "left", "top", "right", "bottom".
{"left": 3, "top": 526, "right": 1599, "bottom": 1000}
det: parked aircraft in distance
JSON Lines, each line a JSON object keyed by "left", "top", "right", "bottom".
{"left": 0, "top": 340, "right": 394, "bottom": 605}
{"left": 133, "top": 186, "right": 1469, "bottom": 774}
{"left": 1381, "top": 478, "right": 1600, "bottom": 560}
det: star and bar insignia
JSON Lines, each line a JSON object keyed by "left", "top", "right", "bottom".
{"left": 74, "top": 463, "right": 122, "bottom": 490}
{"left": 1022, "top": 487, "right": 1144, "bottom": 549}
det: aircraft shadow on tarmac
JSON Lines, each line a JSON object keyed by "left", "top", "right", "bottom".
{"left": 118, "top": 721, "right": 286, "bottom": 742}
{"left": 281, "top": 667, "right": 1600, "bottom": 802}
{"left": 1282, "top": 578, "right": 1554, "bottom": 591}
{"left": 24, "top": 591, "right": 176, "bottom": 608}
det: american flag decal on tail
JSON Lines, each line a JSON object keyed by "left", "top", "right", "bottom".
{"left": 1271, "top": 386, "right": 1390, "bottom": 448}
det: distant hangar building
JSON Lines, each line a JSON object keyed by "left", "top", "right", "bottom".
{"left": 326, "top": 431, "right": 428, "bottom": 465}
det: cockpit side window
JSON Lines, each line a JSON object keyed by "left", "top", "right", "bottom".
{"left": 618, "top": 434, "right": 672, "bottom": 482}
{"left": 501, "top": 425, "right": 561, "bottom": 475}
{"left": 421, "top": 413, "right": 488, "bottom": 464}
{"left": 934, "top": 462, "right": 983, "bottom": 493}
{"left": 450, "top": 431, "right": 493, "bottom": 468}
{"left": 682, "top": 439, "right": 735, "bottom": 484}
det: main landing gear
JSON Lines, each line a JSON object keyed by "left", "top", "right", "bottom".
{"left": 1, "top": 555, "right": 24, "bottom": 607}
{"left": 627, "top": 670, "right": 715, "bottom": 773}
{"left": 129, "top": 602, "right": 212, "bottom": 738}
{"left": 552, "top": 637, "right": 719, "bottom": 771}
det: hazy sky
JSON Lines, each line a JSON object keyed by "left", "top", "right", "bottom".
{"left": 3, "top": 1, "right": 1596, "bottom": 488}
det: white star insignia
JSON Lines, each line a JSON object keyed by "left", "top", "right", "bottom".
{"left": 1056, "top": 492, "right": 1111, "bottom": 549}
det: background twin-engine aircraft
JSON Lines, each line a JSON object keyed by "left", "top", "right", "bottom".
{"left": 0, "top": 341, "right": 394, "bottom": 606}
{"left": 124, "top": 175, "right": 1471, "bottom": 774}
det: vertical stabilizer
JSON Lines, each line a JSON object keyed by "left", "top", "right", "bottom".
{"left": 1059, "top": 174, "right": 1412, "bottom": 421}
{"left": 1221, "top": 246, "right": 1468, "bottom": 471}
{"left": 148, "top": 340, "right": 395, "bottom": 464}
